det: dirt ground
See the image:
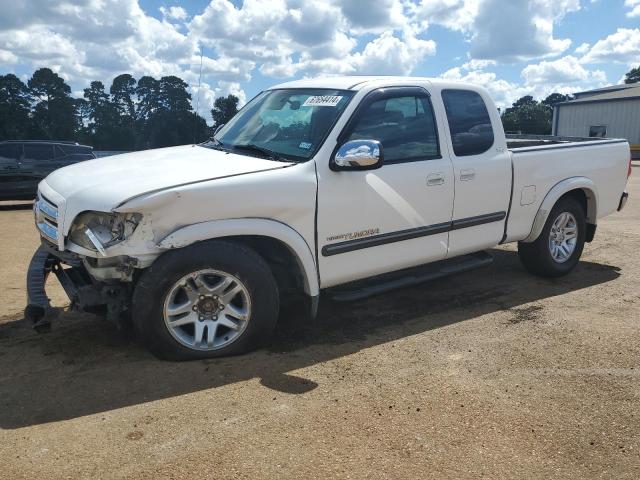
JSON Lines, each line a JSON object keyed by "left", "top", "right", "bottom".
{"left": 1, "top": 168, "right": 639, "bottom": 480}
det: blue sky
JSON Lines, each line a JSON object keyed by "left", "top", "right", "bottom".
{"left": 2, "top": 0, "right": 639, "bottom": 121}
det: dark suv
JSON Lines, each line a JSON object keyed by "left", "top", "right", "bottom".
{"left": 0, "top": 140, "right": 96, "bottom": 200}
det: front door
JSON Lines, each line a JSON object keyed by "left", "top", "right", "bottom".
{"left": 317, "top": 87, "right": 455, "bottom": 288}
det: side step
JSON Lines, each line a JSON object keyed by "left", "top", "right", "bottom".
{"left": 327, "top": 251, "right": 494, "bottom": 302}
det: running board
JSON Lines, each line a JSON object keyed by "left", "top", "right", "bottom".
{"left": 327, "top": 251, "right": 494, "bottom": 302}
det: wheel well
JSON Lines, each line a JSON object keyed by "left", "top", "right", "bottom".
{"left": 560, "top": 188, "right": 596, "bottom": 222}
{"left": 559, "top": 188, "right": 597, "bottom": 242}
{"left": 221, "top": 235, "right": 307, "bottom": 302}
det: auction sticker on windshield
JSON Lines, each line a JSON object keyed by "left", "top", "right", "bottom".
{"left": 302, "top": 95, "right": 343, "bottom": 107}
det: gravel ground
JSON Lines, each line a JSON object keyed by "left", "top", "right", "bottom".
{"left": 0, "top": 168, "right": 639, "bottom": 479}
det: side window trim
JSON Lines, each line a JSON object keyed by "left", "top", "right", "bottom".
{"left": 335, "top": 86, "right": 442, "bottom": 165}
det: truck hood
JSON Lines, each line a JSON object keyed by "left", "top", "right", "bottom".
{"left": 44, "top": 144, "right": 292, "bottom": 213}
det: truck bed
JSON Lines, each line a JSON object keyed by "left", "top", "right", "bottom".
{"left": 506, "top": 134, "right": 627, "bottom": 151}
{"left": 504, "top": 134, "right": 630, "bottom": 244}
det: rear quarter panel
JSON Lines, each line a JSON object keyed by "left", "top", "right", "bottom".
{"left": 505, "top": 140, "right": 630, "bottom": 242}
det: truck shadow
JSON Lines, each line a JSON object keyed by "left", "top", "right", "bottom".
{"left": 0, "top": 249, "right": 620, "bottom": 429}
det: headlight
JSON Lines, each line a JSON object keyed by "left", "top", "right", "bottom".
{"left": 68, "top": 211, "right": 142, "bottom": 254}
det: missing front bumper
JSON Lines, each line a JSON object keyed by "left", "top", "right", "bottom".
{"left": 24, "top": 245, "right": 131, "bottom": 331}
{"left": 24, "top": 246, "right": 61, "bottom": 331}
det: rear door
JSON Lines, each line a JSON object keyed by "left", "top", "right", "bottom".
{"left": 441, "top": 89, "right": 512, "bottom": 256}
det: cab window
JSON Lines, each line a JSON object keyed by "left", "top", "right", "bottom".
{"left": 441, "top": 89, "right": 494, "bottom": 157}
{"left": 345, "top": 94, "right": 440, "bottom": 164}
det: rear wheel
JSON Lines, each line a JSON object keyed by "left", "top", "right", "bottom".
{"left": 133, "top": 240, "right": 279, "bottom": 360}
{"left": 518, "top": 196, "right": 586, "bottom": 278}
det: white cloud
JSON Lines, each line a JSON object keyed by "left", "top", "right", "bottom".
{"left": 522, "top": 56, "right": 606, "bottom": 85}
{"left": 160, "top": 6, "right": 189, "bottom": 22}
{"left": 625, "top": 0, "right": 640, "bottom": 17}
{"left": 580, "top": 28, "right": 640, "bottom": 65}
{"left": 470, "top": 0, "right": 580, "bottom": 61}
{"left": 409, "top": 0, "right": 479, "bottom": 32}
{"left": 441, "top": 55, "right": 608, "bottom": 109}
{"left": 0, "top": 0, "right": 626, "bottom": 121}
{"left": 292, "top": 29, "right": 436, "bottom": 77}
{"left": 574, "top": 42, "right": 590, "bottom": 55}
{"left": 339, "top": 0, "right": 406, "bottom": 32}
{"left": 0, "top": 49, "right": 18, "bottom": 64}
{"left": 441, "top": 61, "right": 526, "bottom": 108}
{"left": 0, "top": 0, "right": 243, "bottom": 122}
{"left": 189, "top": 0, "right": 437, "bottom": 80}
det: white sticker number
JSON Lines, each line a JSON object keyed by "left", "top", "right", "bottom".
{"left": 302, "top": 95, "right": 343, "bottom": 107}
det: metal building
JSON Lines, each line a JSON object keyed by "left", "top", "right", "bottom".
{"left": 553, "top": 84, "right": 640, "bottom": 159}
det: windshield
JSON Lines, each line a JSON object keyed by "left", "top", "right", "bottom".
{"left": 206, "top": 89, "right": 354, "bottom": 162}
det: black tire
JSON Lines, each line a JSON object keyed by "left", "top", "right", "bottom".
{"left": 518, "top": 196, "right": 586, "bottom": 278}
{"left": 132, "top": 240, "right": 279, "bottom": 360}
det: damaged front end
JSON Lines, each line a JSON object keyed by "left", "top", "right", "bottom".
{"left": 25, "top": 188, "right": 155, "bottom": 331}
{"left": 25, "top": 240, "right": 136, "bottom": 332}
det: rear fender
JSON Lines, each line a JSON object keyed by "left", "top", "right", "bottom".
{"left": 522, "top": 177, "right": 598, "bottom": 243}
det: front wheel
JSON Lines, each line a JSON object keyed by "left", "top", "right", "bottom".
{"left": 518, "top": 196, "right": 586, "bottom": 278}
{"left": 133, "top": 240, "right": 279, "bottom": 360}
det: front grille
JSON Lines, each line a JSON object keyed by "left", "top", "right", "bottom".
{"left": 35, "top": 192, "right": 60, "bottom": 243}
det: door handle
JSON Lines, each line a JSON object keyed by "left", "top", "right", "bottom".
{"left": 426, "top": 172, "right": 445, "bottom": 186}
{"left": 460, "top": 169, "right": 475, "bottom": 181}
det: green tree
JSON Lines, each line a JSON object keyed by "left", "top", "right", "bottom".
{"left": 136, "top": 75, "right": 161, "bottom": 121}
{"left": 28, "top": 68, "right": 77, "bottom": 140}
{"left": 135, "top": 75, "right": 208, "bottom": 148}
{"left": 501, "top": 96, "right": 552, "bottom": 135}
{"left": 211, "top": 94, "right": 239, "bottom": 127}
{"left": 109, "top": 74, "right": 137, "bottom": 150}
{"left": 159, "top": 76, "right": 192, "bottom": 112}
{"left": 542, "top": 93, "right": 572, "bottom": 107}
{"left": 82, "top": 81, "right": 119, "bottom": 149}
{"left": 110, "top": 74, "right": 137, "bottom": 119}
{"left": 0, "top": 74, "right": 32, "bottom": 140}
{"left": 624, "top": 66, "right": 640, "bottom": 84}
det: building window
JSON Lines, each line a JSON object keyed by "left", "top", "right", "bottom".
{"left": 589, "top": 125, "right": 607, "bottom": 138}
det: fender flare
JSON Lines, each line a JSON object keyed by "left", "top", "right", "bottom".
{"left": 158, "top": 218, "right": 319, "bottom": 297}
{"left": 522, "top": 176, "right": 598, "bottom": 243}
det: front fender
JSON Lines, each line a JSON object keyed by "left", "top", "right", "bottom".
{"left": 522, "top": 176, "right": 598, "bottom": 243}
{"left": 158, "top": 218, "right": 319, "bottom": 297}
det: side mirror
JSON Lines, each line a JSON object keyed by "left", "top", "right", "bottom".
{"left": 332, "top": 139, "right": 383, "bottom": 171}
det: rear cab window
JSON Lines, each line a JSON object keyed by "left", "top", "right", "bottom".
{"left": 441, "top": 89, "right": 495, "bottom": 156}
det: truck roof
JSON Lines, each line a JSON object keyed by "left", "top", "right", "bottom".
{"left": 269, "top": 76, "right": 478, "bottom": 91}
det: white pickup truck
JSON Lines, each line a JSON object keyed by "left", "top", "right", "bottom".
{"left": 26, "top": 76, "right": 631, "bottom": 360}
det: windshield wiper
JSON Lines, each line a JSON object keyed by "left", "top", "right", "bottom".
{"left": 205, "top": 138, "right": 227, "bottom": 152}
{"left": 233, "top": 144, "right": 291, "bottom": 162}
